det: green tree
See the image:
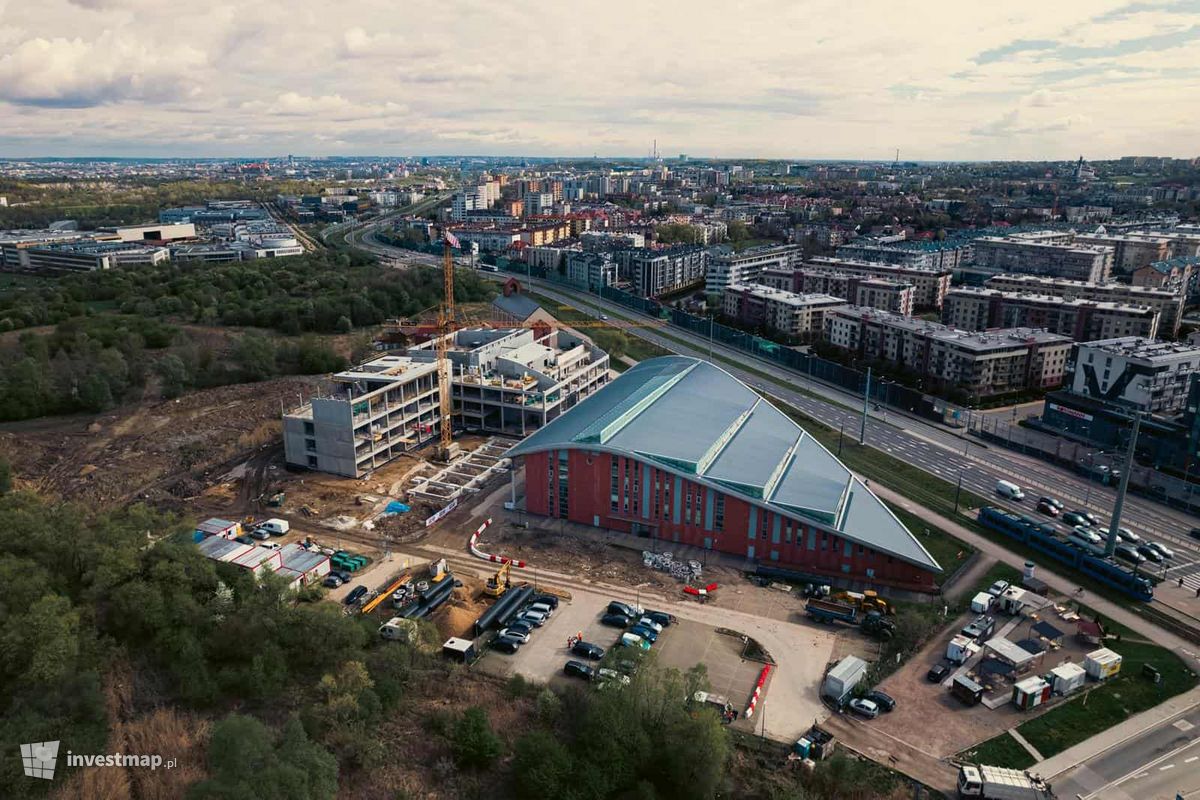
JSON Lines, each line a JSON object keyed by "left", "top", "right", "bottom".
{"left": 513, "top": 730, "right": 575, "bottom": 798}
{"left": 155, "top": 353, "right": 191, "bottom": 399}
{"left": 451, "top": 706, "right": 502, "bottom": 769}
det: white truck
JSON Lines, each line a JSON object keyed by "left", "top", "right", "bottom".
{"left": 957, "top": 765, "right": 1054, "bottom": 800}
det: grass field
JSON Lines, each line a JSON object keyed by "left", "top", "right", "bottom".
{"left": 960, "top": 731, "right": 1037, "bottom": 770}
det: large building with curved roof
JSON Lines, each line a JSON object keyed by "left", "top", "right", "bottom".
{"left": 506, "top": 356, "right": 941, "bottom": 592}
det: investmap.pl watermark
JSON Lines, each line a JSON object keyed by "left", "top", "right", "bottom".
{"left": 20, "top": 741, "right": 176, "bottom": 780}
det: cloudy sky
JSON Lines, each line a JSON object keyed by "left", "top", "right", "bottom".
{"left": 0, "top": 0, "right": 1198, "bottom": 160}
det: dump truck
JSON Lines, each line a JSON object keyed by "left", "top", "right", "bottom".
{"left": 957, "top": 764, "right": 1054, "bottom": 800}
{"left": 806, "top": 599, "right": 895, "bottom": 638}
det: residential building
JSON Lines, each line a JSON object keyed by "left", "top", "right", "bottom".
{"left": 805, "top": 256, "right": 953, "bottom": 309}
{"left": 836, "top": 240, "right": 968, "bottom": 271}
{"left": 1073, "top": 232, "right": 1170, "bottom": 275}
{"left": 1131, "top": 256, "right": 1198, "bottom": 291}
{"left": 580, "top": 230, "right": 645, "bottom": 250}
{"left": 613, "top": 246, "right": 707, "bottom": 297}
{"left": 983, "top": 274, "right": 1185, "bottom": 337}
{"left": 706, "top": 244, "right": 803, "bottom": 293}
{"left": 451, "top": 186, "right": 489, "bottom": 220}
{"left": 283, "top": 354, "right": 442, "bottom": 478}
{"left": 971, "top": 233, "right": 1114, "bottom": 282}
{"left": 506, "top": 356, "right": 942, "bottom": 592}
{"left": 452, "top": 228, "right": 522, "bottom": 252}
{"left": 761, "top": 266, "right": 914, "bottom": 316}
{"left": 824, "top": 306, "right": 1072, "bottom": 399}
{"left": 1062, "top": 337, "right": 1200, "bottom": 417}
{"left": 942, "top": 288, "right": 1160, "bottom": 341}
{"left": 721, "top": 284, "right": 844, "bottom": 340}
{"left": 407, "top": 327, "right": 610, "bottom": 438}
{"left": 566, "top": 251, "right": 618, "bottom": 292}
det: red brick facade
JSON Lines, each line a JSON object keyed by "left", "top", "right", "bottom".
{"left": 522, "top": 449, "right": 938, "bottom": 592}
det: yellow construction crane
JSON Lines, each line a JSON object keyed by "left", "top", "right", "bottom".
{"left": 437, "top": 232, "right": 458, "bottom": 460}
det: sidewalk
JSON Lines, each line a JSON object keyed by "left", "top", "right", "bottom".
{"left": 1032, "top": 685, "right": 1200, "bottom": 779}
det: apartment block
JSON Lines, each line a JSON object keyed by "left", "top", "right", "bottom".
{"left": 706, "top": 244, "right": 803, "bottom": 293}
{"left": 722, "top": 284, "right": 844, "bottom": 339}
{"left": 407, "top": 327, "right": 610, "bottom": 438}
{"left": 283, "top": 355, "right": 441, "bottom": 478}
{"left": 835, "top": 240, "right": 968, "bottom": 271}
{"left": 1073, "top": 232, "right": 1170, "bottom": 275}
{"left": 824, "top": 306, "right": 1072, "bottom": 399}
{"left": 1065, "top": 337, "right": 1200, "bottom": 416}
{"left": 972, "top": 233, "right": 1114, "bottom": 282}
{"left": 565, "top": 251, "right": 617, "bottom": 292}
{"left": 805, "top": 256, "right": 953, "bottom": 309}
{"left": 943, "top": 288, "right": 1160, "bottom": 341}
{"left": 983, "top": 274, "right": 1185, "bottom": 337}
{"left": 761, "top": 266, "right": 914, "bottom": 315}
{"left": 612, "top": 246, "right": 707, "bottom": 297}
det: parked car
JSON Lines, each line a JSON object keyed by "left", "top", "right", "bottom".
{"left": 259, "top": 541, "right": 282, "bottom": 551}
{"left": 563, "top": 660, "right": 595, "bottom": 680}
{"left": 926, "top": 662, "right": 951, "bottom": 683}
{"left": 628, "top": 624, "right": 658, "bottom": 643}
{"left": 1061, "top": 511, "right": 1089, "bottom": 527}
{"left": 322, "top": 575, "right": 343, "bottom": 588}
{"left": 865, "top": 690, "right": 896, "bottom": 712}
{"left": 332, "top": 570, "right": 353, "bottom": 583}
{"left": 1137, "top": 544, "right": 1164, "bottom": 563}
{"left": 491, "top": 636, "right": 521, "bottom": 654}
{"left": 848, "top": 698, "right": 879, "bottom": 719}
{"left": 619, "top": 632, "right": 651, "bottom": 651}
{"left": 531, "top": 594, "right": 560, "bottom": 610}
{"left": 1115, "top": 544, "right": 1145, "bottom": 565}
{"left": 643, "top": 610, "right": 674, "bottom": 627}
{"left": 1036, "top": 499, "right": 1060, "bottom": 517}
{"left": 601, "top": 613, "right": 633, "bottom": 628}
{"left": 234, "top": 535, "right": 256, "bottom": 545}
{"left": 250, "top": 528, "right": 272, "bottom": 540}
{"left": 344, "top": 585, "right": 369, "bottom": 605}
{"left": 571, "top": 641, "right": 605, "bottom": 660}
{"left": 505, "top": 620, "right": 534, "bottom": 637}
{"left": 1117, "top": 527, "right": 1141, "bottom": 544}
{"left": 1148, "top": 541, "right": 1175, "bottom": 560}
{"left": 987, "top": 580, "right": 1010, "bottom": 597}
{"left": 527, "top": 602, "right": 555, "bottom": 617}
{"left": 498, "top": 627, "right": 530, "bottom": 644}
{"left": 636, "top": 617, "right": 664, "bottom": 634}
{"left": 517, "top": 610, "right": 548, "bottom": 627}
{"left": 607, "top": 601, "right": 642, "bottom": 619}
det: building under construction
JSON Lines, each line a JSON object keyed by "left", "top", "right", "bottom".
{"left": 283, "top": 326, "right": 609, "bottom": 477}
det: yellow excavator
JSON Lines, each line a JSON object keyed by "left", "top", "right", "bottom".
{"left": 483, "top": 561, "right": 512, "bottom": 598}
{"left": 832, "top": 589, "right": 893, "bottom": 615}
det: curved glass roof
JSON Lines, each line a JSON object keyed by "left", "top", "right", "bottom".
{"left": 507, "top": 356, "right": 940, "bottom": 572}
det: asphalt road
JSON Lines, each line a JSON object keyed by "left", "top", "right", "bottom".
{"left": 1056, "top": 703, "right": 1200, "bottom": 799}
{"left": 350, "top": 229, "right": 1200, "bottom": 601}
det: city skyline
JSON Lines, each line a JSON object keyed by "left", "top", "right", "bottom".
{"left": 0, "top": 0, "right": 1198, "bottom": 160}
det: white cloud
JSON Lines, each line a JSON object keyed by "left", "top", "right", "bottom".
{"left": 0, "top": 0, "right": 1194, "bottom": 158}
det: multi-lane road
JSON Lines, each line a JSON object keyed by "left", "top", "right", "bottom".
{"left": 1055, "top": 702, "right": 1200, "bottom": 799}
{"left": 349, "top": 226, "right": 1200, "bottom": 600}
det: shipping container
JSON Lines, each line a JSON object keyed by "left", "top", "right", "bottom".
{"left": 1050, "top": 662, "right": 1087, "bottom": 695}
{"left": 1084, "top": 647, "right": 1122, "bottom": 680}
{"left": 823, "top": 655, "right": 867, "bottom": 703}
{"left": 1012, "top": 676, "right": 1051, "bottom": 710}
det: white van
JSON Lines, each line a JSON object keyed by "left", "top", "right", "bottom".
{"left": 995, "top": 480, "right": 1024, "bottom": 501}
{"left": 258, "top": 518, "right": 290, "bottom": 536}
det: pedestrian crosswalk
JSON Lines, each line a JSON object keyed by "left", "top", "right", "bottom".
{"left": 1161, "top": 559, "right": 1200, "bottom": 594}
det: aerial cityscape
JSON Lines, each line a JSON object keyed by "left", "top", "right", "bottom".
{"left": 3, "top": 2, "right": 1200, "bottom": 800}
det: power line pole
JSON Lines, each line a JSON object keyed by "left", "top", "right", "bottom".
{"left": 859, "top": 367, "right": 871, "bottom": 445}
{"left": 1105, "top": 413, "right": 1142, "bottom": 558}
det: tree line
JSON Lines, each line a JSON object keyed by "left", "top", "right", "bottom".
{"left": 0, "top": 250, "right": 495, "bottom": 336}
{"left": 0, "top": 315, "right": 349, "bottom": 422}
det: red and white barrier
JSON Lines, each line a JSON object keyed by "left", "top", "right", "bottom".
{"left": 744, "top": 664, "right": 772, "bottom": 718}
{"left": 683, "top": 582, "right": 719, "bottom": 597}
{"left": 467, "top": 517, "right": 526, "bottom": 568}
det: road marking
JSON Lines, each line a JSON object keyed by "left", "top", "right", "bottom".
{"left": 1175, "top": 719, "right": 1195, "bottom": 732}
{"left": 1134, "top": 771, "right": 1149, "bottom": 779}
{"left": 1185, "top": 756, "right": 1199, "bottom": 763}
{"left": 1159, "top": 763, "right": 1175, "bottom": 771}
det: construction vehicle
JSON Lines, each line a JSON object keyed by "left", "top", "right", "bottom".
{"left": 436, "top": 231, "right": 459, "bottom": 461}
{"left": 956, "top": 764, "right": 1054, "bottom": 799}
{"left": 833, "top": 589, "right": 893, "bottom": 615}
{"left": 483, "top": 560, "right": 512, "bottom": 598}
{"left": 429, "top": 558, "right": 448, "bottom": 583}
{"left": 805, "top": 599, "right": 895, "bottom": 639}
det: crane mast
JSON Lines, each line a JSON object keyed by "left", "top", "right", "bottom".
{"left": 437, "top": 233, "right": 458, "bottom": 460}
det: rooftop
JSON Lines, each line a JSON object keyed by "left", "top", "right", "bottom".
{"left": 831, "top": 306, "right": 1072, "bottom": 349}
{"left": 726, "top": 283, "right": 845, "bottom": 307}
{"left": 1077, "top": 336, "right": 1200, "bottom": 361}
{"left": 507, "top": 356, "right": 940, "bottom": 571}
{"left": 946, "top": 287, "right": 1157, "bottom": 313}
